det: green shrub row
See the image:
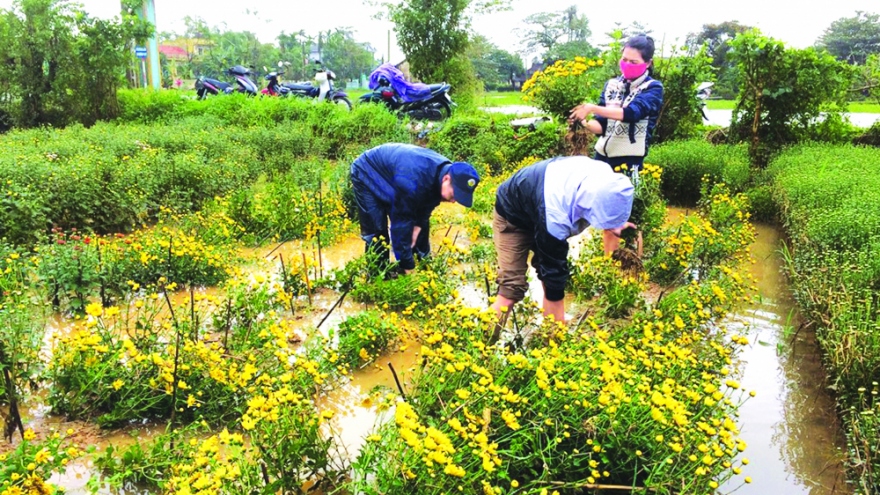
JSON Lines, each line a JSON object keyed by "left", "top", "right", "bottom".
{"left": 647, "top": 139, "right": 750, "bottom": 205}
{"left": 0, "top": 96, "right": 579, "bottom": 246}
{"left": 768, "top": 143, "right": 880, "bottom": 492}
{"left": 647, "top": 139, "right": 783, "bottom": 222}
{"left": 0, "top": 101, "right": 409, "bottom": 245}
{"left": 426, "top": 113, "right": 567, "bottom": 176}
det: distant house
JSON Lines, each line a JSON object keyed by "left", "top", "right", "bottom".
{"left": 158, "top": 45, "right": 188, "bottom": 61}
{"left": 512, "top": 61, "right": 545, "bottom": 90}
{"left": 160, "top": 38, "right": 214, "bottom": 60}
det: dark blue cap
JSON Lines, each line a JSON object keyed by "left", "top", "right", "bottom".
{"left": 450, "top": 162, "right": 479, "bottom": 207}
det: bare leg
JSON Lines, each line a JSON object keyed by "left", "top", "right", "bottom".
{"left": 542, "top": 296, "right": 565, "bottom": 324}
{"left": 491, "top": 294, "right": 517, "bottom": 318}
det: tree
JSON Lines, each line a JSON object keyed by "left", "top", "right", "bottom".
{"left": 386, "top": 0, "right": 508, "bottom": 106}
{"left": 277, "top": 30, "right": 314, "bottom": 81}
{"left": 0, "top": 0, "right": 150, "bottom": 128}
{"left": 561, "top": 5, "right": 589, "bottom": 43}
{"left": 387, "top": 0, "right": 470, "bottom": 82}
{"left": 545, "top": 40, "right": 599, "bottom": 63}
{"left": 320, "top": 28, "right": 377, "bottom": 82}
{"left": 467, "top": 34, "right": 523, "bottom": 90}
{"left": 728, "top": 30, "right": 853, "bottom": 166}
{"left": 72, "top": 15, "right": 139, "bottom": 125}
{"left": 856, "top": 53, "right": 880, "bottom": 103}
{"left": 686, "top": 21, "right": 752, "bottom": 99}
{"left": 518, "top": 6, "right": 592, "bottom": 60}
{"left": 816, "top": 11, "right": 880, "bottom": 65}
{"left": 0, "top": 0, "right": 77, "bottom": 127}
{"left": 602, "top": 21, "right": 652, "bottom": 47}
{"left": 652, "top": 45, "right": 714, "bottom": 143}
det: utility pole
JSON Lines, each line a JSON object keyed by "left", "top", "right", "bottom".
{"left": 124, "top": 0, "right": 161, "bottom": 89}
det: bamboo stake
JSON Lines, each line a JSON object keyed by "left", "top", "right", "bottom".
{"left": 302, "top": 252, "right": 313, "bottom": 306}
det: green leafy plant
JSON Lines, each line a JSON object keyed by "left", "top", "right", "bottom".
{"left": 334, "top": 310, "right": 403, "bottom": 370}
{"left": 0, "top": 244, "right": 45, "bottom": 441}
{"left": 728, "top": 31, "right": 853, "bottom": 166}
{"left": 0, "top": 427, "right": 81, "bottom": 492}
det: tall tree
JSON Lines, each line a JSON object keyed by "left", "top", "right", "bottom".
{"left": 0, "top": 0, "right": 76, "bottom": 127}
{"left": 277, "top": 30, "right": 314, "bottom": 80}
{"left": 816, "top": 11, "right": 880, "bottom": 65}
{"left": 0, "top": 0, "right": 150, "bottom": 127}
{"left": 387, "top": 0, "right": 471, "bottom": 82}
{"left": 728, "top": 31, "right": 853, "bottom": 166}
{"left": 686, "top": 20, "right": 752, "bottom": 99}
{"left": 603, "top": 21, "right": 652, "bottom": 45}
{"left": 561, "top": 5, "right": 589, "bottom": 43}
{"left": 321, "top": 28, "right": 377, "bottom": 82}
{"left": 545, "top": 40, "right": 599, "bottom": 63}
{"left": 385, "top": 0, "right": 508, "bottom": 105}
{"left": 518, "top": 6, "right": 591, "bottom": 60}
{"left": 467, "top": 34, "right": 523, "bottom": 90}
{"left": 853, "top": 53, "right": 880, "bottom": 102}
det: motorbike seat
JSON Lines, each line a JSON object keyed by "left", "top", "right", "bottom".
{"left": 282, "top": 82, "right": 315, "bottom": 91}
{"left": 203, "top": 79, "right": 232, "bottom": 90}
{"left": 426, "top": 83, "right": 446, "bottom": 92}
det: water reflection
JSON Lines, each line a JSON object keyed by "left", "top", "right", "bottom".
{"left": 719, "top": 223, "right": 849, "bottom": 494}
{"left": 318, "top": 341, "right": 421, "bottom": 462}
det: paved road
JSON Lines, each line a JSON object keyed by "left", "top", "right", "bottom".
{"left": 705, "top": 109, "right": 879, "bottom": 128}
{"left": 484, "top": 106, "right": 880, "bottom": 129}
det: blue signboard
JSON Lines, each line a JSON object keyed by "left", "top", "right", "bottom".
{"left": 135, "top": 46, "right": 147, "bottom": 59}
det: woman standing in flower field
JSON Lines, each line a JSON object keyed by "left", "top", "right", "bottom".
{"left": 570, "top": 34, "right": 664, "bottom": 175}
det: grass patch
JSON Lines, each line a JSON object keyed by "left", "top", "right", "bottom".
{"left": 705, "top": 100, "right": 736, "bottom": 110}
{"left": 770, "top": 143, "right": 880, "bottom": 490}
{"left": 848, "top": 102, "right": 880, "bottom": 113}
{"left": 478, "top": 91, "right": 529, "bottom": 107}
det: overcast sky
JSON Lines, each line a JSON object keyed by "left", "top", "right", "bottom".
{"left": 1, "top": 0, "right": 877, "bottom": 63}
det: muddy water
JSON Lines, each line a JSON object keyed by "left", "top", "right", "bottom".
{"left": 300, "top": 217, "right": 854, "bottom": 494}
{"left": 720, "top": 223, "right": 850, "bottom": 494}
{"left": 20, "top": 210, "right": 851, "bottom": 493}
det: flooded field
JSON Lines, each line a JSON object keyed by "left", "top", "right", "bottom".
{"left": 6, "top": 209, "right": 851, "bottom": 494}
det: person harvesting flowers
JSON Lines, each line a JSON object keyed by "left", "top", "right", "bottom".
{"left": 491, "top": 156, "right": 635, "bottom": 324}
{"left": 350, "top": 143, "right": 480, "bottom": 276}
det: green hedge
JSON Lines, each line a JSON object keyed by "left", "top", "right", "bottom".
{"left": 769, "top": 143, "right": 880, "bottom": 491}
{"left": 0, "top": 101, "right": 410, "bottom": 245}
{"left": 648, "top": 140, "right": 750, "bottom": 205}
{"left": 427, "top": 111, "right": 567, "bottom": 175}
{"left": 0, "top": 95, "right": 575, "bottom": 246}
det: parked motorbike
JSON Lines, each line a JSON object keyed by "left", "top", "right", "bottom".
{"left": 195, "top": 65, "right": 259, "bottom": 99}
{"left": 696, "top": 81, "right": 714, "bottom": 122}
{"left": 359, "top": 64, "right": 455, "bottom": 121}
{"left": 262, "top": 62, "right": 352, "bottom": 110}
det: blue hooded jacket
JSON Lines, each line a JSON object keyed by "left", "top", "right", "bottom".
{"left": 351, "top": 143, "right": 452, "bottom": 269}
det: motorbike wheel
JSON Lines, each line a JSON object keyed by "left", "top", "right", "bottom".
{"left": 437, "top": 100, "right": 452, "bottom": 120}
{"left": 332, "top": 95, "right": 352, "bottom": 111}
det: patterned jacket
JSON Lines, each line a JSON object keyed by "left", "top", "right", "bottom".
{"left": 593, "top": 73, "right": 664, "bottom": 160}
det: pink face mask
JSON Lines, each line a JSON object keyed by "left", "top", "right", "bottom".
{"left": 619, "top": 60, "right": 648, "bottom": 80}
